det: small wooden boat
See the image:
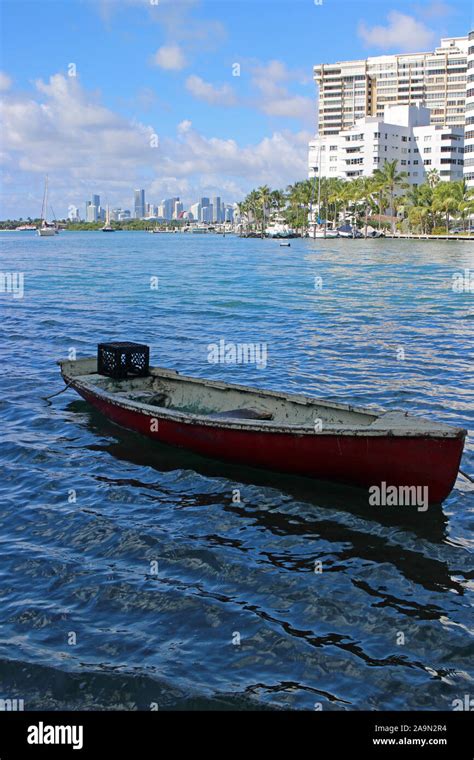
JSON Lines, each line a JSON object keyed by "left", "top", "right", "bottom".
{"left": 59, "top": 355, "right": 466, "bottom": 504}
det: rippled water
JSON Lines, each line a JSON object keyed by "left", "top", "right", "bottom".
{"left": 0, "top": 231, "right": 473, "bottom": 711}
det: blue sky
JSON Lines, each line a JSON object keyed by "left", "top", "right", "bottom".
{"left": 0, "top": 0, "right": 472, "bottom": 217}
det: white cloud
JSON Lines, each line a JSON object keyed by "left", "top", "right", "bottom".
{"left": 250, "top": 60, "right": 314, "bottom": 123}
{"left": 421, "top": 1, "right": 453, "bottom": 18}
{"left": 358, "top": 11, "right": 436, "bottom": 52}
{"left": 0, "top": 72, "right": 12, "bottom": 91}
{"left": 177, "top": 119, "right": 192, "bottom": 134}
{"left": 0, "top": 73, "right": 311, "bottom": 217}
{"left": 184, "top": 60, "right": 314, "bottom": 123}
{"left": 185, "top": 75, "right": 236, "bottom": 106}
{"left": 152, "top": 44, "right": 187, "bottom": 71}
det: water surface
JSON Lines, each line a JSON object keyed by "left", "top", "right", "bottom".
{"left": 0, "top": 231, "right": 473, "bottom": 710}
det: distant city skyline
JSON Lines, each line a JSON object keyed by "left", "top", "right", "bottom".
{"left": 69, "top": 189, "right": 237, "bottom": 223}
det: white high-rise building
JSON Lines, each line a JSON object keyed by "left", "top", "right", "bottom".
{"left": 464, "top": 30, "right": 474, "bottom": 187}
{"left": 173, "top": 200, "right": 184, "bottom": 219}
{"left": 68, "top": 205, "right": 80, "bottom": 222}
{"left": 314, "top": 36, "right": 469, "bottom": 137}
{"left": 190, "top": 202, "right": 201, "bottom": 221}
{"left": 86, "top": 202, "right": 97, "bottom": 222}
{"left": 309, "top": 104, "right": 464, "bottom": 185}
{"left": 161, "top": 197, "right": 179, "bottom": 220}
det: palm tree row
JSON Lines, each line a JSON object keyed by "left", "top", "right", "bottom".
{"left": 237, "top": 162, "right": 474, "bottom": 237}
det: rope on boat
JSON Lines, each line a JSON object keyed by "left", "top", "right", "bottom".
{"left": 459, "top": 468, "right": 474, "bottom": 484}
{"left": 42, "top": 380, "right": 74, "bottom": 401}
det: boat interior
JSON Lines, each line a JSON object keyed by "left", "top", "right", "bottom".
{"left": 61, "top": 358, "right": 384, "bottom": 428}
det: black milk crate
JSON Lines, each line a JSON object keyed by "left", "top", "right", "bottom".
{"left": 97, "top": 342, "right": 150, "bottom": 379}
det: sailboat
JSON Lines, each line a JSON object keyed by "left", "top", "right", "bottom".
{"left": 37, "top": 176, "right": 57, "bottom": 237}
{"left": 101, "top": 205, "right": 114, "bottom": 232}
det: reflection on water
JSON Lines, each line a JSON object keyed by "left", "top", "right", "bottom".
{"left": 0, "top": 232, "right": 472, "bottom": 710}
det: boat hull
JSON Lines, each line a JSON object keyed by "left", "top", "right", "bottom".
{"left": 70, "top": 381, "right": 464, "bottom": 504}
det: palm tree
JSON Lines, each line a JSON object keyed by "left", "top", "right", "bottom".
{"left": 270, "top": 189, "right": 286, "bottom": 215}
{"left": 426, "top": 168, "right": 440, "bottom": 189}
{"left": 256, "top": 185, "right": 272, "bottom": 236}
{"left": 327, "top": 178, "right": 345, "bottom": 229}
{"left": 447, "top": 179, "right": 474, "bottom": 232}
{"left": 432, "top": 183, "right": 458, "bottom": 234}
{"left": 246, "top": 189, "right": 261, "bottom": 232}
{"left": 373, "top": 159, "right": 409, "bottom": 234}
{"left": 286, "top": 180, "right": 313, "bottom": 235}
{"left": 352, "top": 177, "right": 377, "bottom": 237}
{"left": 236, "top": 200, "right": 250, "bottom": 234}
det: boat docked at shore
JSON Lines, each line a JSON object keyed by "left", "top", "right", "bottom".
{"left": 37, "top": 176, "right": 58, "bottom": 236}
{"left": 265, "top": 216, "right": 295, "bottom": 238}
{"left": 309, "top": 224, "right": 339, "bottom": 239}
{"left": 58, "top": 345, "right": 466, "bottom": 504}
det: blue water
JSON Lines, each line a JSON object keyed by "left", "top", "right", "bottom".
{"left": 0, "top": 231, "right": 473, "bottom": 711}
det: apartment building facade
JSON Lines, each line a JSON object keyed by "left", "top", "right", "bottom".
{"left": 465, "top": 30, "right": 474, "bottom": 187}
{"left": 308, "top": 104, "right": 464, "bottom": 185}
{"left": 315, "top": 36, "right": 469, "bottom": 137}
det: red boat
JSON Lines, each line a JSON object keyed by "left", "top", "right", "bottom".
{"left": 59, "top": 355, "right": 466, "bottom": 504}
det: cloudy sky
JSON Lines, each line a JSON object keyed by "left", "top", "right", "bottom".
{"left": 0, "top": 0, "right": 472, "bottom": 218}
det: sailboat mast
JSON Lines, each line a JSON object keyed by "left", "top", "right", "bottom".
{"left": 316, "top": 147, "right": 321, "bottom": 223}
{"left": 40, "top": 175, "right": 48, "bottom": 223}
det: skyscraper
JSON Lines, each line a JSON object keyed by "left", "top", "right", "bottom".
{"left": 86, "top": 202, "right": 97, "bottom": 223}
{"left": 190, "top": 202, "right": 201, "bottom": 221}
{"left": 202, "top": 204, "right": 213, "bottom": 223}
{"left": 465, "top": 30, "right": 474, "bottom": 187}
{"left": 134, "top": 189, "right": 145, "bottom": 219}
{"left": 173, "top": 200, "right": 184, "bottom": 219}
{"left": 161, "top": 197, "right": 179, "bottom": 220}
{"left": 68, "top": 205, "right": 80, "bottom": 222}
{"left": 212, "top": 196, "right": 221, "bottom": 223}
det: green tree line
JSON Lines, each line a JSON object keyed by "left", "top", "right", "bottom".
{"left": 237, "top": 162, "right": 474, "bottom": 236}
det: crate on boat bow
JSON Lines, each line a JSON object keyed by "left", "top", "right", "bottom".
{"left": 97, "top": 342, "right": 150, "bottom": 379}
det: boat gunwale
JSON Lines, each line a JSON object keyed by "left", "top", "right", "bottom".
{"left": 58, "top": 359, "right": 467, "bottom": 440}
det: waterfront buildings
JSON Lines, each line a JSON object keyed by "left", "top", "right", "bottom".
{"left": 465, "top": 30, "right": 474, "bottom": 187}
{"left": 314, "top": 35, "right": 469, "bottom": 137}
{"left": 309, "top": 104, "right": 465, "bottom": 185}
{"left": 310, "top": 32, "right": 474, "bottom": 189}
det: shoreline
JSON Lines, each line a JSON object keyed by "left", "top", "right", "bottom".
{"left": 1, "top": 228, "right": 473, "bottom": 241}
